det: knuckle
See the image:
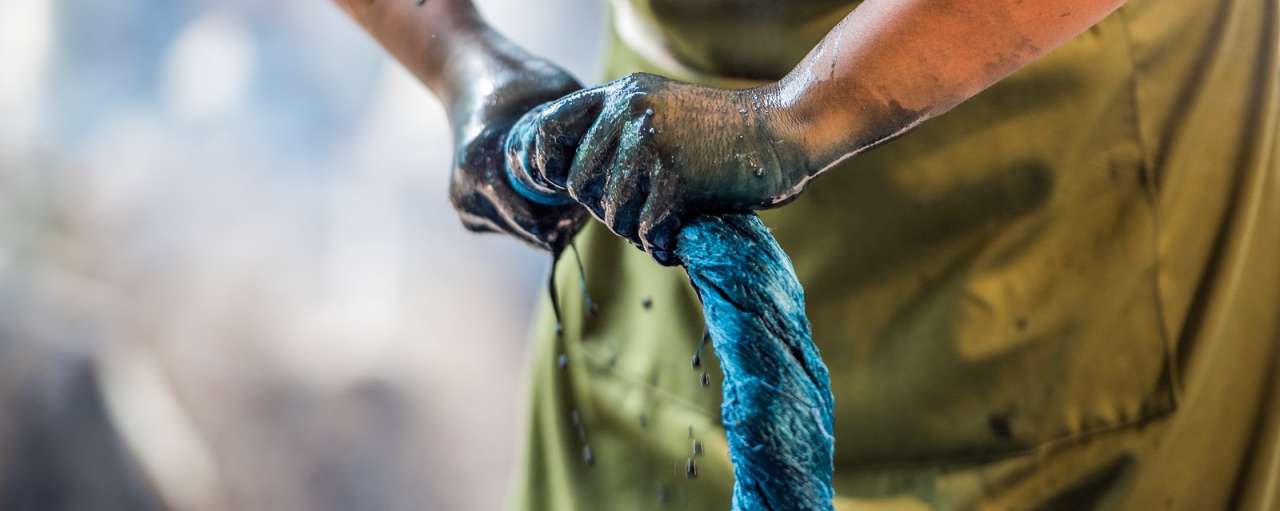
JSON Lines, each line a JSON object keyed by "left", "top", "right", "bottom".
{"left": 621, "top": 92, "right": 650, "bottom": 115}
{"left": 615, "top": 72, "right": 643, "bottom": 88}
{"left": 610, "top": 73, "right": 659, "bottom": 115}
{"left": 617, "top": 72, "right": 656, "bottom": 88}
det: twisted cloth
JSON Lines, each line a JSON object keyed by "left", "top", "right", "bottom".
{"left": 676, "top": 214, "right": 835, "bottom": 511}
{"left": 506, "top": 143, "right": 834, "bottom": 509}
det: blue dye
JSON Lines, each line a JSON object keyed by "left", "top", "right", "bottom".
{"left": 507, "top": 161, "right": 834, "bottom": 510}
{"left": 676, "top": 214, "right": 835, "bottom": 511}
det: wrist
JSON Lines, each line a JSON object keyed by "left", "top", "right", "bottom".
{"left": 739, "top": 83, "right": 824, "bottom": 205}
{"left": 349, "top": 0, "right": 489, "bottom": 102}
{"left": 767, "top": 64, "right": 933, "bottom": 182}
{"left": 436, "top": 26, "right": 532, "bottom": 126}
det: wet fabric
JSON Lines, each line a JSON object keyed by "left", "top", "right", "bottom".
{"left": 675, "top": 215, "right": 834, "bottom": 511}
{"left": 506, "top": 159, "right": 839, "bottom": 505}
{"left": 512, "top": 0, "right": 1280, "bottom": 509}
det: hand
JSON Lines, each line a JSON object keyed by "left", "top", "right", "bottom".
{"left": 505, "top": 73, "right": 812, "bottom": 264}
{"left": 445, "top": 42, "right": 589, "bottom": 253}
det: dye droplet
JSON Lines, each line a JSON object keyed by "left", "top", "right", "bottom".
{"left": 692, "top": 331, "right": 709, "bottom": 370}
{"left": 656, "top": 484, "right": 670, "bottom": 505}
{"left": 692, "top": 439, "right": 703, "bottom": 456}
{"left": 700, "top": 372, "right": 711, "bottom": 387}
{"left": 571, "top": 410, "right": 593, "bottom": 459}
{"left": 685, "top": 458, "right": 699, "bottom": 479}
{"left": 568, "top": 241, "right": 598, "bottom": 319}
{"left": 548, "top": 257, "right": 564, "bottom": 336}
{"left": 583, "top": 445, "right": 595, "bottom": 466}
{"left": 641, "top": 296, "right": 653, "bottom": 309}
{"left": 558, "top": 353, "right": 568, "bottom": 370}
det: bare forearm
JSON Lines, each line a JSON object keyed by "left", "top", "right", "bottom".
{"left": 772, "top": 0, "right": 1125, "bottom": 174}
{"left": 334, "top": 0, "right": 531, "bottom": 119}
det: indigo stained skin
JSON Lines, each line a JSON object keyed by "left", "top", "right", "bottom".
{"left": 504, "top": 0, "right": 1128, "bottom": 263}
{"left": 442, "top": 49, "right": 588, "bottom": 252}
{"left": 505, "top": 73, "right": 812, "bottom": 263}
{"left": 501, "top": 67, "right": 933, "bottom": 263}
{"left": 336, "top": 0, "right": 586, "bottom": 252}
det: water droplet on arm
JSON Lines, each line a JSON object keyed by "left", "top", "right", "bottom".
{"left": 700, "top": 372, "right": 711, "bottom": 387}
{"left": 685, "top": 458, "right": 699, "bottom": 479}
{"left": 642, "top": 296, "right": 653, "bottom": 310}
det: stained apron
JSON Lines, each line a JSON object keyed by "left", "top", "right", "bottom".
{"left": 512, "top": 0, "right": 1280, "bottom": 508}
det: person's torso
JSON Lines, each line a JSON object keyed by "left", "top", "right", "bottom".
{"left": 608, "top": 0, "right": 854, "bottom": 81}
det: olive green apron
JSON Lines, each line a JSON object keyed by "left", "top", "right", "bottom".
{"left": 512, "top": 0, "right": 1280, "bottom": 509}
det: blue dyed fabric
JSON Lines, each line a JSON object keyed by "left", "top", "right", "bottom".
{"left": 676, "top": 214, "right": 835, "bottom": 511}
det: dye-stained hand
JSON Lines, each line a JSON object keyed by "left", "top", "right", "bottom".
{"left": 505, "top": 73, "right": 812, "bottom": 264}
{"left": 446, "top": 55, "right": 589, "bottom": 253}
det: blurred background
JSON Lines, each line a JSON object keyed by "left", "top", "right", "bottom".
{"left": 0, "top": 1, "right": 602, "bottom": 509}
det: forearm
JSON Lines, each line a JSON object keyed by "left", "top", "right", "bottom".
{"left": 769, "top": 0, "right": 1125, "bottom": 177}
{"left": 334, "top": 0, "right": 519, "bottom": 119}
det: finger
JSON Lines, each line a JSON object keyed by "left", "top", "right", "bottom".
{"left": 568, "top": 90, "right": 643, "bottom": 193}
{"left": 565, "top": 111, "right": 625, "bottom": 219}
{"left": 453, "top": 158, "right": 574, "bottom": 252}
{"left": 508, "top": 87, "right": 607, "bottom": 191}
{"left": 637, "top": 157, "right": 683, "bottom": 266}
{"left": 598, "top": 117, "right": 652, "bottom": 245}
{"left": 452, "top": 186, "right": 544, "bottom": 248}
